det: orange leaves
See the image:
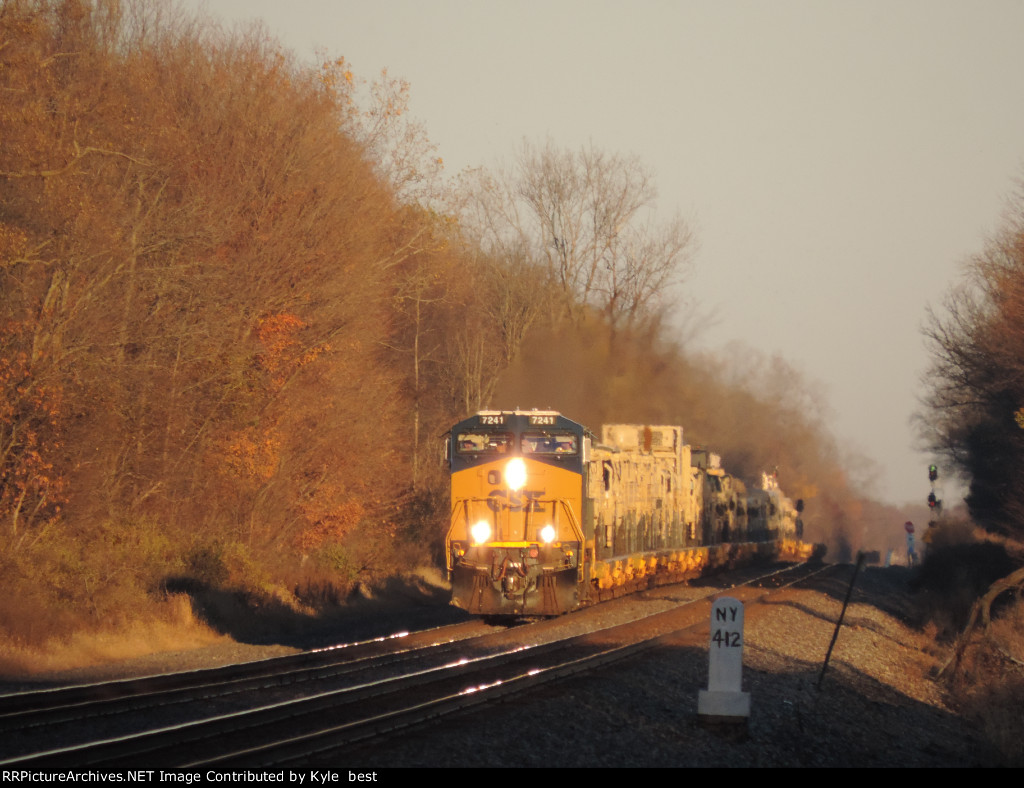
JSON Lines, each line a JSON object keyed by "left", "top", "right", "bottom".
{"left": 0, "top": 223, "right": 30, "bottom": 265}
{"left": 0, "top": 424, "right": 67, "bottom": 537}
{"left": 295, "top": 494, "right": 365, "bottom": 553}
{"left": 257, "top": 312, "right": 305, "bottom": 356}
{"left": 255, "top": 311, "right": 305, "bottom": 390}
{"left": 317, "top": 56, "right": 356, "bottom": 109}
{"left": 0, "top": 320, "right": 67, "bottom": 539}
{"left": 255, "top": 312, "right": 329, "bottom": 392}
{"left": 224, "top": 428, "right": 282, "bottom": 485}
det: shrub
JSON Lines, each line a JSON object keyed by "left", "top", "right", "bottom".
{"left": 915, "top": 539, "right": 1016, "bottom": 637}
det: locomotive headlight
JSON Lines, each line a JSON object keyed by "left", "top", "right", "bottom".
{"left": 505, "top": 457, "right": 527, "bottom": 491}
{"left": 540, "top": 524, "right": 556, "bottom": 544}
{"left": 470, "top": 520, "right": 492, "bottom": 545}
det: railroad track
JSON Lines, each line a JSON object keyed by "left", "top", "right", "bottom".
{"left": 0, "top": 620, "right": 495, "bottom": 758}
{"left": 1, "top": 561, "right": 838, "bottom": 768}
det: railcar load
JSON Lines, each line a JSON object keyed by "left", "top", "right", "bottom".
{"left": 445, "top": 410, "right": 809, "bottom": 617}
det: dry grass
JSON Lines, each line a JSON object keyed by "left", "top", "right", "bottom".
{"left": 960, "top": 678, "right": 1024, "bottom": 766}
{"left": 0, "top": 593, "right": 229, "bottom": 678}
{"left": 950, "top": 598, "right": 1024, "bottom": 765}
{"left": 920, "top": 527, "right": 1024, "bottom": 765}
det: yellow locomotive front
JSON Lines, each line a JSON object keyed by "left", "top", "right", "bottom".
{"left": 446, "top": 410, "right": 588, "bottom": 616}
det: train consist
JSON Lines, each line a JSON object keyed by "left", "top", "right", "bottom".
{"left": 445, "top": 410, "right": 808, "bottom": 617}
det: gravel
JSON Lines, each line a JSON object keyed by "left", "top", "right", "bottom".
{"left": 2, "top": 564, "right": 999, "bottom": 767}
{"left": 338, "top": 564, "right": 995, "bottom": 768}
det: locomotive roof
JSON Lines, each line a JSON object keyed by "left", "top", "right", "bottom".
{"left": 475, "top": 409, "right": 562, "bottom": 417}
{"left": 453, "top": 410, "right": 588, "bottom": 433}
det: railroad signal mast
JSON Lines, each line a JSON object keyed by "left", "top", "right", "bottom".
{"left": 927, "top": 464, "right": 941, "bottom": 515}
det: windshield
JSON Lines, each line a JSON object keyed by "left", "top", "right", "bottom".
{"left": 521, "top": 431, "right": 578, "bottom": 455}
{"left": 456, "top": 431, "right": 514, "bottom": 455}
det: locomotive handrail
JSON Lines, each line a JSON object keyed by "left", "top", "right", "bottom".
{"left": 447, "top": 498, "right": 585, "bottom": 540}
{"left": 548, "top": 498, "right": 585, "bottom": 544}
{"left": 445, "top": 497, "right": 585, "bottom": 572}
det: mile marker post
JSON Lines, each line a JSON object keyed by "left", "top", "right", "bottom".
{"left": 698, "top": 596, "right": 750, "bottom": 736}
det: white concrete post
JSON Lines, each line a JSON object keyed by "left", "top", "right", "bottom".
{"left": 698, "top": 596, "right": 751, "bottom": 720}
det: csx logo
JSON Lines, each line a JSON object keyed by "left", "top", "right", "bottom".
{"left": 487, "top": 489, "right": 546, "bottom": 513}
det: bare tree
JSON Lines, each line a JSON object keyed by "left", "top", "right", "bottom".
{"left": 338, "top": 64, "right": 445, "bottom": 207}
{"left": 462, "top": 140, "right": 695, "bottom": 330}
{"left": 440, "top": 244, "right": 545, "bottom": 415}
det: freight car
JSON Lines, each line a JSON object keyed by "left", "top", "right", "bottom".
{"left": 445, "top": 410, "right": 807, "bottom": 617}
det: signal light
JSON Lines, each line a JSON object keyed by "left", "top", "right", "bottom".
{"left": 928, "top": 465, "right": 938, "bottom": 482}
{"left": 927, "top": 492, "right": 937, "bottom": 509}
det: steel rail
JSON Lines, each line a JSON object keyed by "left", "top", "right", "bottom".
{"left": 4, "top": 562, "right": 833, "bottom": 768}
{"left": 0, "top": 621, "right": 482, "bottom": 716}
{"left": 2, "top": 635, "right": 591, "bottom": 767}
{"left": 0, "top": 621, "right": 493, "bottom": 746}
{"left": 206, "top": 562, "right": 841, "bottom": 766}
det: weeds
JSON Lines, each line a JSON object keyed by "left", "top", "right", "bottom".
{"left": 950, "top": 598, "right": 1024, "bottom": 766}
{"left": 918, "top": 523, "right": 1024, "bottom": 765}
{"left": 0, "top": 593, "right": 225, "bottom": 678}
{"left": 0, "top": 497, "right": 441, "bottom": 676}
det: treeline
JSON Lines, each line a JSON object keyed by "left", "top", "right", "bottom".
{"left": 921, "top": 182, "right": 1024, "bottom": 540}
{"left": 0, "top": 0, "right": 475, "bottom": 641}
{"left": 0, "top": 0, "right": 864, "bottom": 647}
{"left": 918, "top": 183, "right": 1024, "bottom": 763}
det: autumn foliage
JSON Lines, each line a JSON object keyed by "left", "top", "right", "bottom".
{"left": 0, "top": 1, "right": 869, "bottom": 654}
{"left": 0, "top": 0, "right": 447, "bottom": 644}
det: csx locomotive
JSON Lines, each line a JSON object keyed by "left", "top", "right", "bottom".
{"left": 445, "top": 410, "right": 805, "bottom": 617}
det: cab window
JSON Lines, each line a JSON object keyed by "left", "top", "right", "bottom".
{"left": 521, "top": 431, "right": 578, "bottom": 455}
{"left": 456, "top": 432, "right": 513, "bottom": 454}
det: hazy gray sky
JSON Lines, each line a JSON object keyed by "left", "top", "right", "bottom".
{"left": 186, "top": 0, "right": 1024, "bottom": 505}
